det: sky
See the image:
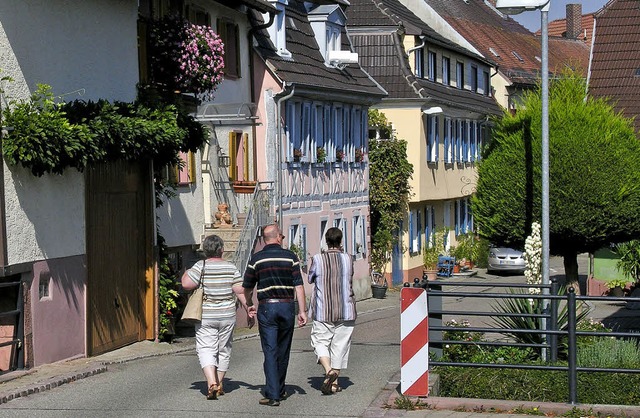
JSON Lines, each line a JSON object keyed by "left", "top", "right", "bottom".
{"left": 511, "top": 0, "right": 609, "bottom": 32}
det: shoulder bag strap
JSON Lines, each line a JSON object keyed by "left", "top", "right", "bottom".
{"left": 200, "top": 260, "right": 208, "bottom": 301}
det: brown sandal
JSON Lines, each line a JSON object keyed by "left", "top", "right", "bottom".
{"left": 321, "top": 369, "right": 339, "bottom": 395}
{"left": 207, "top": 384, "right": 218, "bottom": 400}
{"left": 331, "top": 383, "right": 342, "bottom": 393}
{"left": 217, "top": 383, "right": 225, "bottom": 396}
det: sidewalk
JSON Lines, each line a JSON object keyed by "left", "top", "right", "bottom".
{"left": 2, "top": 292, "right": 640, "bottom": 417}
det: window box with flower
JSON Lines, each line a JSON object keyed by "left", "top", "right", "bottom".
{"left": 290, "top": 147, "right": 303, "bottom": 167}
{"left": 316, "top": 146, "right": 327, "bottom": 163}
{"left": 354, "top": 147, "right": 365, "bottom": 163}
{"left": 334, "top": 149, "right": 345, "bottom": 167}
{"left": 148, "top": 15, "right": 225, "bottom": 102}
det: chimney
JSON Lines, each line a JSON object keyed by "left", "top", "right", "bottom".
{"left": 566, "top": 3, "right": 582, "bottom": 40}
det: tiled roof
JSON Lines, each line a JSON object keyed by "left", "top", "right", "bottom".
{"left": 540, "top": 13, "right": 595, "bottom": 45}
{"left": 237, "top": 0, "right": 277, "bottom": 13}
{"left": 250, "top": 0, "right": 386, "bottom": 102}
{"left": 425, "top": 0, "right": 590, "bottom": 85}
{"left": 347, "top": 0, "right": 490, "bottom": 64}
{"left": 347, "top": 0, "right": 502, "bottom": 115}
{"left": 588, "top": 0, "right": 640, "bottom": 133}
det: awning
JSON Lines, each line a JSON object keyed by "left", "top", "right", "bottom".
{"left": 196, "top": 102, "right": 258, "bottom": 123}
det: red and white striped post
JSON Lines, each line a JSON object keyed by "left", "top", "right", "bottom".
{"left": 400, "top": 286, "right": 429, "bottom": 396}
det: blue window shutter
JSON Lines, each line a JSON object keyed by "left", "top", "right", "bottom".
{"left": 431, "top": 207, "right": 436, "bottom": 244}
{"left": 468, "top": 198, "right": 474, "bottom": 232}
{"left": 424, "top": 208, "right": 429, "bottom": 247}
{"left": 417, "top": 209, "right": 422, "bottom": 253}
{"left": 462, "top": 200, "right": 468, "bottom": 233}
{"left": 477, "top": 123, "right": 483, "bottom": 161}
{"left": 454, "top": 200, "right": 459, "bottom": 236}
{"left": 444, "top": 119, "right": 450, "bottom": 163}
{"left": 457, "top": 121, "right": 463, "bottom": 163}
{"left": 471, "top": 123, "right": 476, "bottom": 162}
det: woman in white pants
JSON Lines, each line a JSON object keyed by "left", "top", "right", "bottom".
{"left": 182, "top": 234, "right": 253, "bottom": 399}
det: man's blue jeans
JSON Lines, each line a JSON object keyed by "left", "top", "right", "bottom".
{"left": 257, "top": 300, "right": 295, "bottom": 400}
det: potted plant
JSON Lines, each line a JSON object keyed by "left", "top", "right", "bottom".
{"left": 293, "top": 148, "right": 303, "bottom": 164}
{"left": 606, "top": 278, "right": 629, "bottom": 297}
{"left": 614, "top": 240, "right": 640, "bottom": 286}
{"left": 449, "top": 245, "right": 461, "bottom": 273}
{"left": 423, "top": 229, "right": 446, "bottom": 280}
{"left": 355, "top": 147, "right": 364, "bottom": 163}
{"left": 316, "top": 146, "right": 327, "bottom": 164}
{"left": 371, "top": 270, "right": 388, "bottom": 299}
{"left": 148, "top": 15, "right": 224, "bottom": 101}
{"left": 289, "top": 243, "right": 306, "bottom": 267}
{"left": 453, "top": 232, "right": 477, "bottom": 270}
{"left": 335, "top": 149, "right": 345, "bottom": 164}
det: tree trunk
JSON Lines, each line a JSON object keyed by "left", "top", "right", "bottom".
{"left": 563, "top": 253, "right": 580, "bottom": 294}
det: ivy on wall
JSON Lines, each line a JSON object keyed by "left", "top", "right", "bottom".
{"left": 368, "top": 109, "right": 413, "bottom": 275}
{"left": 1, "top": 84, "right": 207, "bottom": 177}
{"left": 1, "top": 82, "right": 208, "bottom": 341}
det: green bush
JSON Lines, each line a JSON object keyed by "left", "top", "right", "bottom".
{"left": 437, "top": 366, "right": 640, "bottom": 405}
{"left": 474, "top": 237, "right": 491, "bottom": 268}
{"left": 490, "top": 287, "right": 591, "bottom": 358}
{"left": 441, "top": 319, "right": 484, "bottom": 362}
{"left": 2, "top": 84, "right": 207, "bottom": 177}
{"left": 578, "top": 337, "right": 640, "bottom": 369}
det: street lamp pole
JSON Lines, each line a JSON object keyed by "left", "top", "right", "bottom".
{"left": 496, "top": 0, "right": 551, "bottom": 359}
{"left": 540, "top": 2, "right": 550, "bottom": 303}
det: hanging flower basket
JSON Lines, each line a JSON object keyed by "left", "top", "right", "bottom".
{"left": 149, "top": 15, "right": 225, "bottom": 101}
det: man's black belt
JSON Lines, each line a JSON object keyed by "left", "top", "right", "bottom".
{"left": 259, "top": 298, "right": 294, "bottom": 304}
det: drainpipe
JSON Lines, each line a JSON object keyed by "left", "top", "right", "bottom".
{"left": 406, "top": 35, "right": 426, "bottom": 55}
{"left": 249, "top": 11, "right": 276, "bottom": 183}
{"left": 275, "top": 85, "right": 295, "bottom": 228}
{"left": 0, "top": 94, "right": 8, "bottom": 269}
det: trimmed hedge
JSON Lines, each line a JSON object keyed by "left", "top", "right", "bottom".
{"left": 437, "top": 366, "right": 640, "bottom": 405}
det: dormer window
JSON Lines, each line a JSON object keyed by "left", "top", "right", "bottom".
{"left": 308, "top": 4, "right": 347, "bottom": 64}
{"left": 326, "top": 23, "right": 341, "bottom": 55}
{"left": 265, "top": 0, "right": 291, "bottom": 58}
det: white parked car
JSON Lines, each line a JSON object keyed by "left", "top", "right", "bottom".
{"left": 487, "top": 246, "right": 526, "bottom": 274}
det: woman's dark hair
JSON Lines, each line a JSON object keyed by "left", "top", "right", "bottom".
{"left": 325, "top": 227, "right": 343, "bottom": 249}
{"left": 202, "top": 234, "right": 224, "bottom": 258}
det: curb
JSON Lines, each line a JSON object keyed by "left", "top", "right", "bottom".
{"left": 0, "top": 365, "right": 107, "bottom": 405}
{"left": 362, "top": 370, "right": 640, "bottom": 418}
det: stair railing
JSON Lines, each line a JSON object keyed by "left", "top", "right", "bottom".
{"left": 231, "top": 182, "right": 274, "bottom": 274}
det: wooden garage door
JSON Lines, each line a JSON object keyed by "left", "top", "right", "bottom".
{"left": 86, "top": 161, "right": 152, "bottom": 356}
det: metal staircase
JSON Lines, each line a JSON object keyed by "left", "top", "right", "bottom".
{"left": 205, "top": 181, "right": 274, "bottom": 273}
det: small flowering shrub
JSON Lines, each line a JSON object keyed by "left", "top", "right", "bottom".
{"left": 524, "top": 222, "right": 542, "bottom": 294}
{"left": 149, "top": 15, "right": 224, "bottom": 101}
{"left": 442, "top": 319, "right": 484, "bottom": 362}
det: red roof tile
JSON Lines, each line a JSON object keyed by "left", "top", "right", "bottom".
{"left": 588, "top": 0, "right": 640, "bottom": 133}
{"left": 426, "top": 0, "right": 589, "bottom": 85}
{"left": 541, "top": 13, "right": 595, "bottom": 44}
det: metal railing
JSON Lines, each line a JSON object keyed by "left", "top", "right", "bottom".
{"left": 225, "top": 181, "right": 274, "bottom": 274}
{"left": 422, "top": 276, "right": 640, "bottom": 405}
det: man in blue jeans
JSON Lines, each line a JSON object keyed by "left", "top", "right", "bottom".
{"left": 243, "top": 224, "right": 307, "bottom": 406}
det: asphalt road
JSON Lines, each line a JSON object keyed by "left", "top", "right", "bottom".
{"left": 0, "top": 297, "right": 401, "bottom": 417}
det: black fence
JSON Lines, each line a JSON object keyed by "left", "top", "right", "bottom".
{"left": 418, "top": 277, "right": 640, "bottom": 405}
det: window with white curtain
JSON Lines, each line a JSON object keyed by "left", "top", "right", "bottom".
{"left": 426, "top": 115, "right": 439, "bottom": 163}
{"left": 352, "top": 214, "right": 366, "bottom": 259}
{"left": 333, "top": 217, "right": 348, "bottom": 253}
{"left": 415, "top": 48, "right": 424, "bottom": 78}
{"left": 444, "top": 118, "right": 453, "bottom": 164}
